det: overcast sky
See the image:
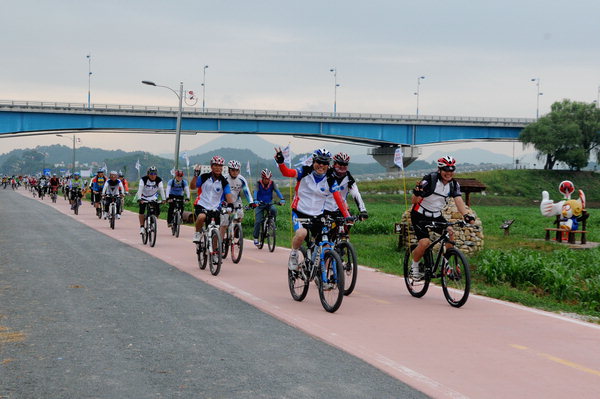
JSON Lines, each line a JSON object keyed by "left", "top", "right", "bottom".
{"left": 2, "top": 0, "right": 599, "bottom": 159}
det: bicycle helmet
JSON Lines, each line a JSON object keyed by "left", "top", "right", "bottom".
{"left": 312, "top": 148, "right": 332, "bottom": 164}
{"left": 333, "top": 152, "right": 350, "bottom": 164}
{"left": 210, "top": 155, "right": 225, "bottom": 166}
{"left": 227, "top": 160, "right": 241, "bottom": 170}
{"left": 174, "top": 169, "right": 184, "bottom": 177}
{"left": 261, "top": 168, "right": 272, "bottom": 179}
{"left": 73, "top": 172, "right": 80, "bottom": 177}
{"left": 437, "top": 156, "right": 456, "bottom": 170}
{"left": 109, "top": 170, "right": 118, "bottom": 177}
{"left": 147, "top": 166, "right": 158, "bottom": 174}
{"left": 118, "top": 172, "right": 124, "bottom": 178}
{"left": 97, "top": 168, "right": 105, "bottom": 174}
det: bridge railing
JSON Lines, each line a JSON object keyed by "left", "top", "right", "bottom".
{"left": 0, "top": 99, "right": 534, "bottom": 125}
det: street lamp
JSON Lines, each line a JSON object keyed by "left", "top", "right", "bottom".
{"left": 56, "top": 134, "right": 78, "bottom": 173}
{"left": 86, "top": 53, "right": 92, "bottom": 108}
{"left": 414, "top": 76, "right": 425, "bottom": 118}
{"left": 329, "top": 67, "right": 340, "bottom": 115}
{"left": 202, "top": 65, "right": 209, "bottom": 112}
{"left": 142, "top": 80, "right": 184, "bottom": 170}
{"left": 531, "top": 78, "right": 543, "bottom": 119}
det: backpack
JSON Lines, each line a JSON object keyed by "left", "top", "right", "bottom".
{"left": 419, "top": 172, "right": 460, "bottom": 198}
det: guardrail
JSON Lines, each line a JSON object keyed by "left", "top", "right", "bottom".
{"left": 0, "top": 99, "right": 533, "bottom": 126}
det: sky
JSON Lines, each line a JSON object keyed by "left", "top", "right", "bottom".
{"left": 1, "top": 0, "right": 599, "bottom": 161}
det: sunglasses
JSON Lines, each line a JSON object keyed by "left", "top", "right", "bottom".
{"left": 441, "top": 166, "right": 455, "bottom": 172}
{"left": 148, "top": 172, "right": 157, "bottom": 175}
{"left": 315, "top": 161, "right": 330, "bottom": 166}
{"left": 335, "top": 162, "right": 348, "bottom": 167}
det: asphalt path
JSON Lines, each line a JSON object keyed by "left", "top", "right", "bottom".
{"left": 0, "top": 189, "right": 426, "bottom": 399}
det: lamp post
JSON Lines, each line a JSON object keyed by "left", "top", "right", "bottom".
{"left": 202, "top": 65, "right": 209, "bottom": 112}
{"left": 531, "top": 78, "right": 543, "bottom": 119}
{"left": 414, "top": 76, "right": 425, "bottom": 118}
{"left": 142, "top": 80, "right": 184, "bottom": 170}
{"left": 329, "top": 67, "right": 340, "bottom": 115}
{"left": 86, "top": 54, "right": 92, "bottom": 109}
{"left": 56, "top": 134, "right": 77, "bottom": 173}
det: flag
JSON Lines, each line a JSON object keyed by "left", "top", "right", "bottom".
{"left": 294, "top": 154, "right": 312, "bottom": 167}
{"left": 282, "top": 145, "right": 291, "bottom": 167}
{"left": 246, "top": 160, "right": 251, "bottom": 175}
{"left": 135, "top": 159, "right": 141, "bottom": 171}
{"left": 181, "top": 152, "right": 190, "bottom": 168}
{"left": 394, "top": 148, "right": 404, "bottom": 170}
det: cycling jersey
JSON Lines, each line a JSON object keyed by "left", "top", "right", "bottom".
{"left": 135, "top": 176, "right": 166, "bottom": 202}
{"left": 102, "top": 179, "right": 124, "bottom": 196}
{"left": 278, "top": 164, "right": 349, "bottom": 218}
{"left": 69, "top": 178, "right": 84, "bottom": 189}
{"left": 193, "top": 173, "right": 231, "bottom": 211}
{"left": 226, "top": 174, "right": 252, "bottom": 204}
{"left": 165, "top": 178, "right": 190, "bottom": 198}
{"left": 413, "top": 172, "right": 461, "bottom": 215}
{"left": 254, "top": 179, "right": 284, "bottom": 204}
{"left": 90, "top": 176, "right": 107, "bottom": 192}
{"left": 323, "top": 170, "right": 366, "bottom": 212}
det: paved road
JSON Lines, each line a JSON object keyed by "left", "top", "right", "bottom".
{"left": 0, "top": 189, "right": 426, "bottom": 399}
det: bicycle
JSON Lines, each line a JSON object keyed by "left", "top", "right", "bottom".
{"left": 255, "top": 201, "right": 280, "bottom": 252}
{"left": 140, "top": 200, "right": 160, "bottom": 247}
{"left": 50, "top": 187, "right": 58, "bottom": 203}
{"left": 94, "top": 191, "right": 103, "bottom": 219}
{"left": 168, "top": 197, "right": 187, "bottom": 238}
{"left": 330, "top": 216, "right": 360, "bottom": 296}
{"left": 104, "top": 195, "right": 121, "bottom": 230}
{"left": 221, "top": 204, "right": 244, "bottom": 264}
{"left": 196, "top": 209, "right": 225, "bottom": 276}
{"left": 71, "top": 188, "right": 83, "bottom": 215}
{"left": 287, "top": 216, "right": 345, "bottom": 313}
{"left": 403, "top": 220, "right": 472, "bottom": 308}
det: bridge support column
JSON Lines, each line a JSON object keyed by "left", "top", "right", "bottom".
{"left": 368, "top": 145, "right": 421, "bottom": 171}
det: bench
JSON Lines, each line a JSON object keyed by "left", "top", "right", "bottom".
{"left": 544, "top": 228, "right": 588, "bottom": 244}
{"left": 500, "top": 219, "right": 514, "bottom": 236}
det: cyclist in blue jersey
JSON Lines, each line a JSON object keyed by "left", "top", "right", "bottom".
{"left": 89, "top": 169, "right": 108, "bottom": 214}
{"left": 166, "top": 170, "right": 191, "bottom": 228}
{"left": 252, "top": 168, "right": 285, "bottom": 246}
{"left": 190, "top": 156, "right": 235, "bottom": 243}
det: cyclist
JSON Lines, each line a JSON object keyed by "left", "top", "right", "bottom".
{"left": 119, "top": 172, "right": 129, "bottom": 195}
{"left": 409, "top": 156, "right": 475, "bottom": 280}
{"left": 49, "top": 174, "right": 60, "bottom": 197}
{"left": 89, "top": 169, "right": 108, "bottom": 214}
{"left": 324, "top": 152, "right": 368, "bottom": 222}
{"left": 38, "top": 175, "right": 48, "bottom": 197}
{"left": 102, "top": 171, "right": 125, "bottom": 219}
{"left": 68, "top": 172, "right": 85, "bottom": 209}
{"left": 166, "top": 170, "right": 191, "bottom": 228}
{"left": 275, "top": 147, "right": 350, "bottom": 270}
{"left": 252, "top": 168, "right": 285, "bottom": 246}
{"left": 220, "top": 160, "right": 253, "bottom": 241}
{"left": 190, "top": 156, "right": 234, "bottom": 243}
{"left": 135, "top": 166, "right": 167, "bottom": 235}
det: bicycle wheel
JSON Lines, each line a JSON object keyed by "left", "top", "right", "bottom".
{"left": 288, "top": 246, "right": 309, "bottom": 302}
{"left": 174, "top": 212, "right": 181, "bottom": 238}
{"left": 96, "top": 206, "right": 102, "bottom": 219}
{"left": 197, "top": 234, "right": 208, "bottom": 270}
{"left": 267, "top": 218, "right": 276, "bottom": 252}
{"left": 221, "top": 230, "right": 230, "bottom": 260}
{"left": 257, "top": 222, "right": 265, "bottom": 249}
{"left": 209, "top": 229, "right": 222, "bottom": 276}
{"left": 403, "top": 244, "right": 431, "bottom": 298}
{"left": 74, "top": 202, "right": 79, "bottom": 215}
{"left": 441, "top": 248, "right": 471, "bottom": 308}
{"left": 142, "top": 218, "right": 149, "bottom": 245}
{"left": 148, "top": 215, "right": 157, "bottom": 247}
{"left": 109, "top": 206, "right": 115, "bottom": 230}
{"left": 230, "top": 223, "right": 244, "bottom": 264}
{"left": 317, "top": 249, "right": 344, "bottom": 313}
{"left": 336, "top": 241, "right": 358, "bottom": 296}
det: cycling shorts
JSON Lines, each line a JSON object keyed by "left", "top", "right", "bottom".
{"left": 194, "top": 205, "right": 221, "bottom": 225}
{"left": 410, "top": 209, "right": 446, "bottom": 240}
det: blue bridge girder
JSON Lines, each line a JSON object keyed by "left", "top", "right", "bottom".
{"left": 0, "top": 100, "right": 532, "bottom": 147}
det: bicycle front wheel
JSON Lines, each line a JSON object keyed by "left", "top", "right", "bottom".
{"left": 174, "top": 212, "right": 181, "bottom": 238}
{"left": 336, "top": 241, "right": 358, "bottom": 296}
{"left": 209, "top": 230, "right": 222, "bottom": 276}
{"left": 288, "top": 246, "right": 309, "bottom": 301}
{"left": 257, "top": 222, "right": 265, "bottom": 249}
{"left": 221, "top": 230, "right": 230, "bottom": 260}
{"left": 441, "top": 248, "right": 471, "bottom": 308}
{"left": 148, "top": 215, "right": 157, "bottom": 247}
{"left": 230, "top": 223, "right": 243, "bottom": 264}
{"left": 317, "top": 250, "right": 344, "bottom": 313}
{"left": 197, "top": 234, "right": 208, "bottom": 270}
{"left": 403, "top": 244, "right": 431, "bottom": 298}
{"left": 109, "top": 209, "right": 115, "bottom": 230}
{"left": 142, "top": 218, "right": 149, "bottom": 245}
{"left": 267, "top": 218, "right": 276, "bottom": 252}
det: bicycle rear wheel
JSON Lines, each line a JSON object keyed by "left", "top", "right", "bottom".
{"left": 267, "top": 218, "right": 276, "bottom": 252}
{"left": 317, "top": 249, "right": 344, "bottom": 313}
{"left": 336, "top": 241, "right": 358, "bottom": 296}
{"left": 197, "top": 234, "right": 208, "bottom": 270}
{"left": 230, "top": 223, "right": 243, "bottom": 264}
{"left": 441, "top": 248, "right": 471, "bottom": 308}
{"left": 288, "top": 246, "right": 309, "bottom": 301}
{"left": 148, "top": 215, "right": 157, "bottom": 247}
{"left": 209, "top": 230, "right": 222, "bottom": 276}
{"left": 403, "top": 244, "right": 431, "bottom": 298}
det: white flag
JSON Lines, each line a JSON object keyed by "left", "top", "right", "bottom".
{"left": 394, "top": 148, "right": 404, "bottom": 170}
{"left": 282, "top": 145, "right": 291, "bottom": 167}
{"left": 246, "top": 160, "right": 251, "bottom": 175}
{"left": 135, "top": 159, "right": 141, "bottom": 171}
{"left": 181, "top": 152, "right": 190, "bottom": 167}
{"left": 295, "top": 154, "right": 312, "bottom": 167}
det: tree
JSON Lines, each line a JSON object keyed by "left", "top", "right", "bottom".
{"left": 520, "top": 100, "right": 600, "bottom": 170}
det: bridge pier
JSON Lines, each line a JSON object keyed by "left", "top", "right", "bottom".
{"left": 368, "top": 145, "right": 421, "bottom": 171}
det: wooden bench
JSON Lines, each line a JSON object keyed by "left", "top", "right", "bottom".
{"left": 544, "top": 228, "right": 588, "bottom": 244}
